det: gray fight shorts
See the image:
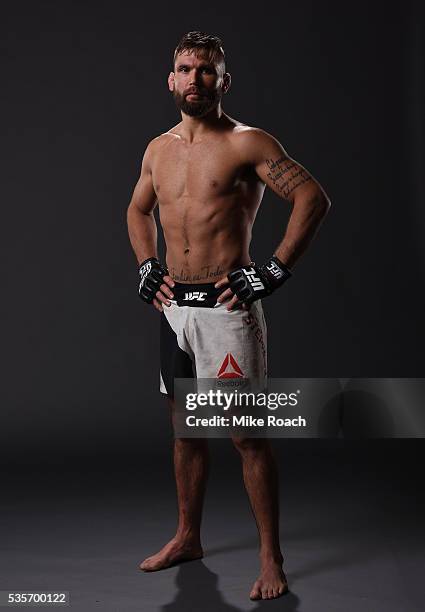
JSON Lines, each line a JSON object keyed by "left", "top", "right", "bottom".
{"left": 159, "top": 282, "right": 267, "bottom": 398}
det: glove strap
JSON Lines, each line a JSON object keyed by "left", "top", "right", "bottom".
{"left": 138, "top": 257, "right": 160, "bottom": 288}
{"left": 261, "top": 255, "right": 292, "bottom": 290}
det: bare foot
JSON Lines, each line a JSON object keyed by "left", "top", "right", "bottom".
{"left": 139, "top": 537, "right": 203, "bottom": 572}
{"left": 249, "top": 558, "right": 289, "bottom": 600}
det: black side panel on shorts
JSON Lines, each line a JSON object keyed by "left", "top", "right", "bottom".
{"left": 160, "top": 312, "right": 194, "bottom": 398}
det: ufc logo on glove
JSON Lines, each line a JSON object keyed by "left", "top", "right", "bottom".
{"left": 243, "top": 268, "right": 266, "bottom": 292}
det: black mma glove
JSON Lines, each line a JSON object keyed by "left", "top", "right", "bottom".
{"left": 138, "top": 257, "right": 169, "bottom": 304}
{"left": 227, "top": 256, "right": 292, "bottom": 304}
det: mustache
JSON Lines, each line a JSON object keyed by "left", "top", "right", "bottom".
{"left": 184, "top": 88, "right": 208, "bottom": 97}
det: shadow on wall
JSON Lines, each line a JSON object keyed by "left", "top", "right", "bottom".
{"left": 319, "top": 378, "right": 425, "bottom": 438}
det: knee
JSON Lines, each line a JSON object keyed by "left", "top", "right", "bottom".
{"left": 231, "top": 436, "right": 269, "bottom": 456}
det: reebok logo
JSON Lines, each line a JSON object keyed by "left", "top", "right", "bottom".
{"left": 217, "top": 353, "right": 244, "bottom": 378}
{"left": 183, "top": 291, "right": 208, "bottom": 301}
{"left": 243, "top": 267, "right": 265, "bottom": 291}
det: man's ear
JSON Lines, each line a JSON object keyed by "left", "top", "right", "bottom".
{"left": 168, "top": 72, "right": 175, "bottom": 92}
{"left": 222, "top": 72, "right": 231, "bottom": 94}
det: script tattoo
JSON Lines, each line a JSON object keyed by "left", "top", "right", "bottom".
{"left": 170, "top": 264, "right": 225, "bottom": 282}
{"left": 266, "top": 156, "right": 312, "bottom": 199}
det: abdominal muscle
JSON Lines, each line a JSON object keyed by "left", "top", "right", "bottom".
{"left": 159, "top": 196, "right": 256, "bottom": 284}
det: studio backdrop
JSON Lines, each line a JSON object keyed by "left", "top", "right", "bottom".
{"left": 1, "top": 0, "right": 424, "bottom": 465}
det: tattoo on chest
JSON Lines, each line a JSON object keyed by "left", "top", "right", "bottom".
{"left": 170, "top": 264, "right": 225, "bottom": 283}
{"left": 266, "top": 156, "right": 312, "bottom": 199}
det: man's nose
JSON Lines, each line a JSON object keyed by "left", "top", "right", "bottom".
{"left": 189, "top": 69, "right": 202, "bottom": 85}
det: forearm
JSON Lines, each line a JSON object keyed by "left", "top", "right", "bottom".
{"left": 127, "top": 205, "right": 158, "bottom": 265}
{"left": 274, "top": 191, "right": 330, "bottom": 269}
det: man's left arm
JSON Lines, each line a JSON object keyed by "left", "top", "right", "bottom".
{"left": 216, "top": 129, "right": 331, "bottom": 310}
{"left": 250, "top": 128, "right": 331, "bottom": 270}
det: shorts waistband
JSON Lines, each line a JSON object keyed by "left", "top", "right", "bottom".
{"left": 171, "top": 282, "right": 223, "bottom": 308}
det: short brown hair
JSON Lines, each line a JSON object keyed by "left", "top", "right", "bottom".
{"left": 173, "top": 31, "right": 226, "bottom": 69}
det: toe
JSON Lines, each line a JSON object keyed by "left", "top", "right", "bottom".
{"left": 140, "top": 555, "right": 152, "bottom": 565}
{"left": 249, "top": 582, "right": 262, "bottom": 600}
{"left": 140, "top": 556, "right": 157, "bottom": 571}
{"left": 278, "top": 583, "right": 288, "bottom": 596}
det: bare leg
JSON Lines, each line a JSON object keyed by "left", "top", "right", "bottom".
{"left": 232, "top": 436, "right": 288, "bottom": 600}
{"left": 140, "top": 398, "right": 209, "bottom": 571}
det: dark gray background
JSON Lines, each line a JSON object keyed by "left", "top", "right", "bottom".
{"left": 1, "top": 1, "right": 424, "bottom": 459}
{"left": 1, "top": 3, "right": 425, "bottom": 611}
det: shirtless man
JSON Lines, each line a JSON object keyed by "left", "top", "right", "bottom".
{"left": 127, "top": 31, "right": 331, "bottom": 601}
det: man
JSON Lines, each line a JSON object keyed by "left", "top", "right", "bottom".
{"left": 127, "top": 31, "right": 331, "bottom": 601}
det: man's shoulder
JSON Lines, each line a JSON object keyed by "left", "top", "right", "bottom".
{"left": 229, "top": 122, "right": 280, "bottom": 162}
{"left": 146, "top": 128, "right": 181, "bottom": 151}
{"left": 141, "top": 129, "right": 181, "bottom": 167}
{"left": 231, "top": 123, "right": 277, "bottom": 146}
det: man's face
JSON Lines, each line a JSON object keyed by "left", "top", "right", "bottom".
{"left": 169, "top": 50, "right": 228, "bottom": 117}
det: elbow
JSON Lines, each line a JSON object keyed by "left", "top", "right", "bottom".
{"left": 126, "top": 203, "right": 134, "bottom": 227}
{"left": 317, "top": 191, "right": 331, "bottom": 218}
{"left": 127, "top": 201, "right": 143, "bottom": 222}
{"left": 126, "top": 202, "right": 143, "bottom": 229}
{"left": 127, "top": 200, "right": 135, "bottom": 216}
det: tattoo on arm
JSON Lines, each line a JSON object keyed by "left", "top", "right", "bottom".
{"left": 265, "top": 156, "right": 312, "bottom": 199}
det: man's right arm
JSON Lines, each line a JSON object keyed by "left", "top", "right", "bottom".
{"left": 127, "top": 140, "right": 174, "bottom": 312}
{"left": 127, "top": 141, "right": 159, "bottom": 264}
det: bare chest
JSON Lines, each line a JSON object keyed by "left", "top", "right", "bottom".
{"left": 151, "top": 140, "right": 249, "bottom": 202}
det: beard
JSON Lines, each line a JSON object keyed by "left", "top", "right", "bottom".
{"left": 173, "top": 88, "right": 222, "bottom": 117}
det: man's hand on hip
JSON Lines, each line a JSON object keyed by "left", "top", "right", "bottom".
{"left": 214, "top": 256, "right": 292, "bottom": 311}
{"left": 214, "top": 276, "right": 250, "bottom": 311}
{"left": 138, "top": 257, "right": 175, "bottom": 312}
